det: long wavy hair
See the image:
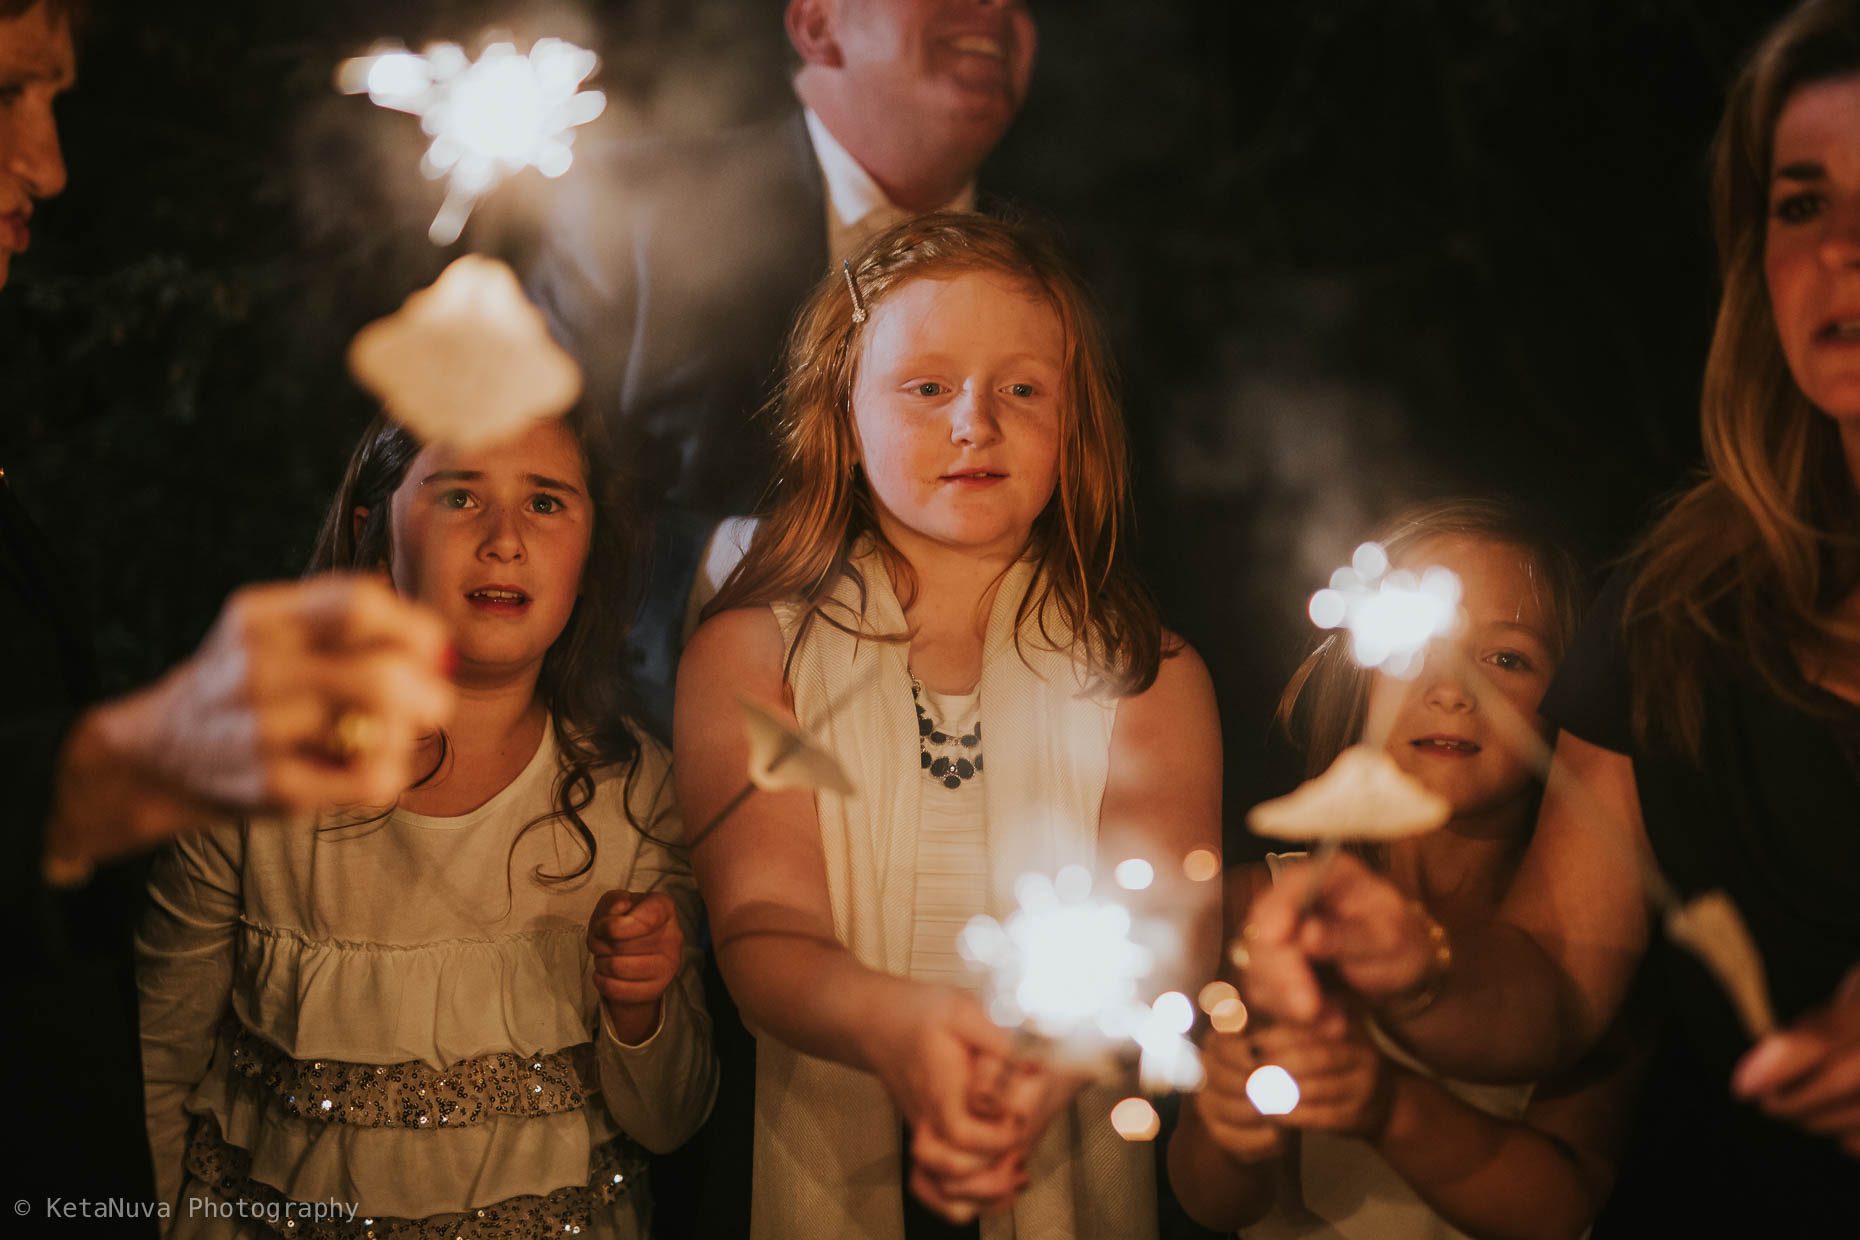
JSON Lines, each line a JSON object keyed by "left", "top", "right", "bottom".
{"left": 705, "top": 212, "right": 1165, "bottom": 694}
{"left": 1277, "top": 497, "right": 1586, "bottom": 781}
{"left": 1623, "top": 0, "right": 1860, "bottom": 756}
{"left": 307, "top": 409, "right": 660, "bottom": 885}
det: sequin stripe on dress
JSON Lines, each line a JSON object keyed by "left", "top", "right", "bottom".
{"left": 183, "top": 1113, "right": 647, "bottom": 1240}
{"left": 223, "top": 1017, "right": 600, "bottom": 1128}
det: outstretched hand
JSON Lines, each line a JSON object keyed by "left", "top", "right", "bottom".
{"left": 47, "top": 575, "right": 454, "bottom": 874}
{"left": 1733, "top": 964, "right": 1860, "bottom": 1158}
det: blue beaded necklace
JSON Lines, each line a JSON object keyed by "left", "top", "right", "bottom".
{"left": 911, "top": 679, "right": 983, "bottom": 791}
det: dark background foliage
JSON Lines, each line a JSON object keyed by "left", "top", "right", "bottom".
{"left": 0, "top": 0, "right": 1796, "bottom": 840}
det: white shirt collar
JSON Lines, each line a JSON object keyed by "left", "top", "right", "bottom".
{"left": 803, "top": 108, "right": 976, "bottom": 260}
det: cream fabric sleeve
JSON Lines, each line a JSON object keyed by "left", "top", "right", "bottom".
{"left": 135, "top": 819, "right": 245, "bottom": 1212}
{"left": 593, "top": 749, "right": 717, "bottom": 1154}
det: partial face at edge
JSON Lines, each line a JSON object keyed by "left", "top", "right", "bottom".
{"left": 850, "top": 269, "right": 1065, "bottom": 563}
{"left": 0, "top": 2, "right": 74, "bottom": 289}
{"left": 1765, "top": 73, "right": 1860, "bottom": 421}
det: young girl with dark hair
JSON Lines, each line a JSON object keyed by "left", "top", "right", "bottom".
{"left": 137, "top": 411, "right": 716, "bottom": 1238}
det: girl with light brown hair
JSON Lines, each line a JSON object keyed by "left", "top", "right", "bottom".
{"left": 1236, "top": 1, "right": 1860, "bottom": 1232}
{"left": 677, "top": 213, "right": 1221, "bottom": 1239}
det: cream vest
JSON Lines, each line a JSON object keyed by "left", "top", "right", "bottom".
{"left": 751, "top": 546, "right": 1158, "bottom": 1240}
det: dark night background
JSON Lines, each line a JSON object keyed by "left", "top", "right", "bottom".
{"left": 0, "top": 0, "right": 1798, "bottom": 844}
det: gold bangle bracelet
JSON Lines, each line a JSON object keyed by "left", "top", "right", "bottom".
{"left": 42, "top": 847, "right": 96, "bottom": 890}
{"left": 1379, "top": 901, "right": 1452, "bottom": 1021}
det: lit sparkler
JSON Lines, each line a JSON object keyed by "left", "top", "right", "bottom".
{"left": 337, "top": 38, "right": 607, "bottom": 244}
{"left": 1308, "top": 541, "right": 1463, "bottom": 683}
{"left": 958, "top": 865, "right": 1203, "bottom": 1093}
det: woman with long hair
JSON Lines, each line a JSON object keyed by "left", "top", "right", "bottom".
{"left": 1238, "top": 1, "right": 1860, "bottom": 1231}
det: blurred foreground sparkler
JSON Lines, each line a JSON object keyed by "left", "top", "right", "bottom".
{"left": 348, "top": 254, "right": 580, "bottom": 449}
{"left": 682, "top": 699, "right": 854, "bottom": 853}
{"left": 337, "top": 38, "right": 607, "bottom": 244}
{"left": 959, "top": 865, "right": 1204, "bottom": 1111}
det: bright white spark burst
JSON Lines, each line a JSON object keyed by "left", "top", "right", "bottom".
{"left": 337, "top": 38, "right": 607, "bottom": 244}
{"left": 1307, "top": 541, "right": 1463, "bottom": 678}
{"left": 958, "top": 866, "right": 1203, "bottom": 1091}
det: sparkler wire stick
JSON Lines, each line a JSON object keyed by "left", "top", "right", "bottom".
{"left": 635, "top": 667, "right": 878, "bottom": 894}
{"left": 683, "top": 733, "right": 802, "bottom": 853}
{"left": 1295, "top": 676, "right": 1422, "bottom": 913}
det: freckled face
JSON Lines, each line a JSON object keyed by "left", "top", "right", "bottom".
{"left": 1765, "top": 73, "right": 1860, "bottom": 420}
{"left": 384, "top": 418, "right": 592, "bottom": 680}
{"left": 850, "top": 270, "right": 1065, "bottom": 562}
{"left": 1365, "top": 536, "right": 1558, "bottom": 821}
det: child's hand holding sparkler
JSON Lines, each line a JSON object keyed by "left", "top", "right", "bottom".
{"left": 588, "top": 890, "right": 685, "bottom": 1045}
{"left": 1186, "top": 1028, "right": 1290, "bottom": 1166}
{"left": 1248, "top": 1003, "right": 1397, "bottom": 1140}
{"left": 868, "top": 987, "right": 1032, "bottom": 1220}
{"left": 1734, "top": 964, "right": 1860, "bottom": 1158}
{"left": 1238, "top": 851, "right": 1452, "bottom": 1028}
{"left": 912, "top": 1046, "right": 1088, "bottom": 1220}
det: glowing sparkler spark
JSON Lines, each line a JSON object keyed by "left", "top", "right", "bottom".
{"left": 1209, "top": 997, "right": 1248, "bottom": 1034}
{"left": 960, "top": 867, "right": 1201, "bottom": 1090}
{"left": 1135, "top": 991, "right": 1206, "bottom": 1092}
{"left": 1308, "top": 541, "right": 1463, "bottom": 678}
{"left": 1182, "top": 848, "right": 1221, "bottom": 883}
{"left": 1110, "top": 1096, "right": 1161, "bottom": 1142}
{"left": 1113, "top": 857, "right": 1155, "bottom": 891}
{"left": 1246, "top": 1065, "right": 1300, "bottom": 1116}
{"left": 337, "top": 38, "right": 607, "bottom": 244}
{"left": 960, "top": 866, "right": 1153, "bottom": 1040}
{"left": 1197, "top": 980, "right": 1239, "bottom": 1014}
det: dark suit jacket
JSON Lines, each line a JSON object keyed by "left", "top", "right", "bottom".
{"left": 527, "top": 113, "right": 828, "bottom": 747}
{"left": 530, "top": 110, "right": 827, "bottom": 518}
{"left": 0, "top": 473, "right": 157, "bottom": 1233}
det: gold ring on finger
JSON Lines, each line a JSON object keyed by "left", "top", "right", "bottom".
{"left": 329, "top": 710, "right": 384, "bottom": 762}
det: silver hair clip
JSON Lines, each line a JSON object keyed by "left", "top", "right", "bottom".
{"left": 842, "top": 258, "right": 868, "bottom": 324}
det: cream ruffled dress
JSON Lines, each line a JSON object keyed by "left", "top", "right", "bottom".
{"left": 137, "top": 728, "right": 715, "bottom": 1239}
